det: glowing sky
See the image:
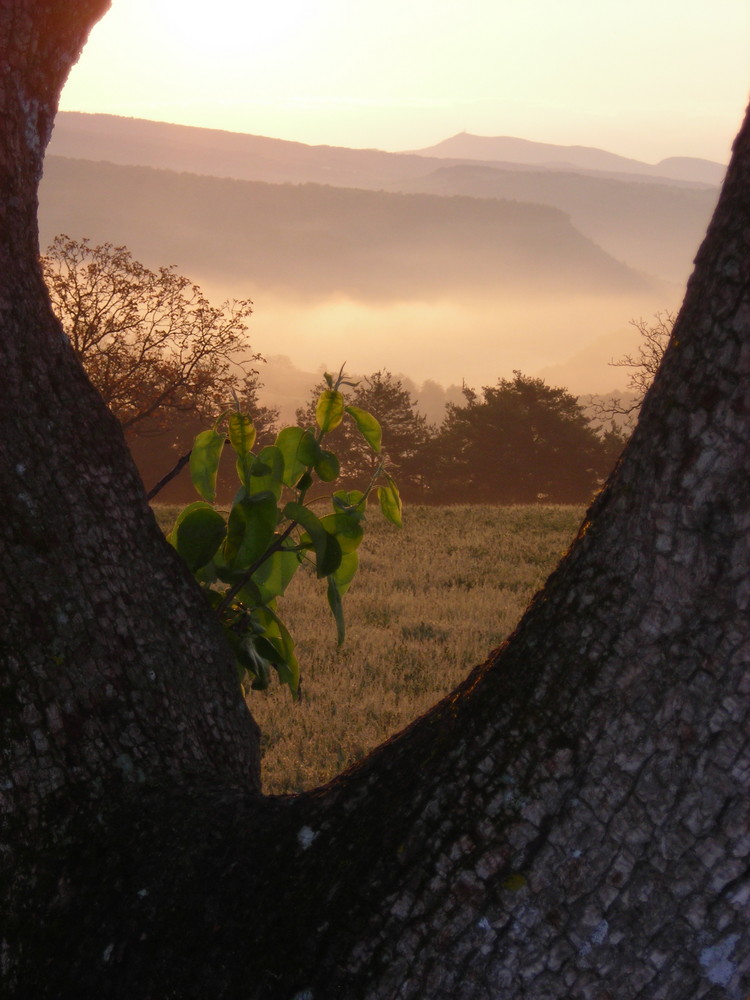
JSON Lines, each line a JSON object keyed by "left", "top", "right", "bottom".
{"left": 61, "top": 0, "right": 750, "bottom": 163}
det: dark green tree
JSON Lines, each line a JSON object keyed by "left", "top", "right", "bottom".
{"left": 433, "top": 371, "right": 622, "bottom": 503}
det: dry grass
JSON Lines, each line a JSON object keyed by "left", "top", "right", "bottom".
{"left": 152, "top": 503, "right": 583, "bottom": 794}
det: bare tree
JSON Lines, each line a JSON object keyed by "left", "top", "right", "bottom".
{"left": 2, "top": 4, "right": 750, "bottom": 998}
{"left": 42, "top": 234, "right": 257, "bottom": 429}
{"left": 588, "top": 311, "right": 675, "bottom": 431}
{"left": 611, "top": 310, "right": 675, "bottom": 408}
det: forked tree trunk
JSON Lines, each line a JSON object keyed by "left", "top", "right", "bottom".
{"left": 1, "top": 5, "right": 749, "bottom": 998}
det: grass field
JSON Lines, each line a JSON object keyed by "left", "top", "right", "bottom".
{"left": 153, "top": 503, "right": 584, "bottom": 794}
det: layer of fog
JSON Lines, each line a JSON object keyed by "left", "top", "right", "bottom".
{"left": 202, "top": 283, "right": 675, "bottom": 421}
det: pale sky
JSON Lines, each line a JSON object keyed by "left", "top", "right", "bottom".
{"left": 60, "top": 0, "right": 750, "bottom": 164}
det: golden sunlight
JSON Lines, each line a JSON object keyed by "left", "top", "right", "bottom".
{"left": 153, "top": 0, "right": 317, "bottom": 58}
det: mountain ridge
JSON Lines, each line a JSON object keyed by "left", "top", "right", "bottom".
{"left": 46, "top": 112, "right": 720, "bottom": 286}
{"left": 387, "top": 162, "right": 717, "bottom": 284}
{"left": 408, "top": 131, "right": 726, "bottom": 185}
{"left": 39, "top": 155, "right": 656, "bottom": 302}
{"left": 50, "top": 112, "right": 722, "bottom": 189}
{"left": 41, "top": 113, "right": 708, "bottom": 393}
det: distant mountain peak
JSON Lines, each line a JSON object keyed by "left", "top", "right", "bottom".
{"left": 407, "top": 133, "right": 725, "bottom": 186}
{"left": 50, "top": 112, "right": 725, "bottom": 188}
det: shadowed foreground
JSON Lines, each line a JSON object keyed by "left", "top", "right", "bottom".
{"left": 1, "top": 4, "right": 749, "bottom": 997}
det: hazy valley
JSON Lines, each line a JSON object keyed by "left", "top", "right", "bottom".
{"left": 39, "top": 113, "right": 721, "bottom": 401}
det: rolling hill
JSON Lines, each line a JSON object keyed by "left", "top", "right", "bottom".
{"left": 386, "top": 163, "right": 717, "bottom": 284}
{"left": 39, "top": 156, "right": 657, "bottom": 303}
{"left": 49, "top": 112, "right": 724, "bottom": 188}
{"left": 47, "top": 112, "right": 474, "bottom": 190}
{"left": 39, "top": 113, "right": 715, "bottom": 392}
{"left": 410, "top": 132, "right": 726, "bottom": 185}
{"left": 46, "top": 113, "right": 720, "bottom": 285}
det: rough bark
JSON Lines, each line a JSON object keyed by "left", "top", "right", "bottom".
{"left": 1, "top": 4, "right": 749, "bottom": 998}
{"left": 0, "top": 0, "right": 260, "bottom": 883}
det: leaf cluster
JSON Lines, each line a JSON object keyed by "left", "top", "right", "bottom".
{"left": 168, "top": 367, "right": 401, "bottom": 695}
{"left": 296, "top": 369, "right": 432, "bottom": 494}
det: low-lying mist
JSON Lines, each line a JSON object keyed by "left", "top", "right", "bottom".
{"left": 202, "top": 284, "right": 674, "bottom": 416}
{"left": 38, "top": 150, "right": 686, "bottom": 414}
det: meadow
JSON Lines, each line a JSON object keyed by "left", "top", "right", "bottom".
{"left": 153, "top": 503, "right": 584, "bottom": 795}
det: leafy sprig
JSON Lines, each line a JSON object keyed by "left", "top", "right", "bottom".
{"left": 167, "top": 366, "right": 402, "bottom": 695}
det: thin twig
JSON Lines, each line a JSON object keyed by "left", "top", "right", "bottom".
{"left": 146, "top": 450, "right": 192, "bottom": 501}
{"left": 216, "top": 520, "right": 299, "bottom": 616}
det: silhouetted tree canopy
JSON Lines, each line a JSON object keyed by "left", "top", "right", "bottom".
{"left": 432, "top": 371, "right": 623, "bottom": 503}
{"left": 42, "top": 234, "right": 257, "bottom": 429}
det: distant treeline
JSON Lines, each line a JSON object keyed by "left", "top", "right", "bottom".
{"left": 132, "top": 370, "right": 625, "bottom": 507}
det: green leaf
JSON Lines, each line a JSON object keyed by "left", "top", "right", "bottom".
{"left": 228, "top": 413, "right": 256, "bottom": 456}
{"left": 235, "top": 636, "right": 274, "bottom": 691}
{"left": 251, "top": 635, "right": 287, "bottom": 668}
{"left": 275, "top": 428, "right": 321, "bottom": 487}
{"left": 284, "top": 501, "right": 342, "bottom": 577}
{"left": 210, "top": 545, "right": 251, "bottom": 589}
{"left": 167, "top": 500, "right": 212, "bottom": 542}
{"left": 195, "top": 557, "right": 219, "bottom": 585}
{"left": 326, "top": 551, "right": 359, "bottom": 646}
{"left": 332, "top": 550, "right": 359, "bottom": 597}
{"left": 168, "top": 504, "right": 227, "bottom": 573}
{"left": 246, "top": 549, "right": 301, "bottom": 603}
{"left": 275, "top": 427, "right": 306, "bottom": 487}
{"left": 270, "top": 619, "right": 300, "bottom": 692}
{"left": 253, "top": 605, "right": 300, "bottom": 692}
{"left": 235, "top": 454, "right": 253, "bottom": 488}
{"left": 190, "top": 429, "right": 225, "bottom": 502}
{"left": 297, "top": 430, "right": 321, "bottom": 467}
{"left": 249, "top": 660, "right": 272, "bottom": 691}
{"left": 220, "top": 604, "right": 297, "bottom": 691}
{"left": 316, "top": 389, "right": 345, "bottom": 432}
{"left": 345, "top": 405, "right": 382, "bottom": 453}
{"left": 223, "top": 491, "right": 278, "bottom": 569}
{"left": 249, "top": 446, "right": 284, "bottom": 500}
{"left": 319, "top": 513, "right": 364, "bottom": 553}
{"left": 252, "top": 664, "right": 272, "bottom": 691}
{"left": 222, "top": 630, "right": 257, "bottom": 683}
{"left": 229, "top": 576, "right": 264, "bottom": 606}
{"left": 315, "top": 449, "right": 340, "bottom": 483}
{"left": 228, "top": 413, "right": 257, "bottom": 486}
{"left": 378, "top": 478, "right": 402, "bottom": 528}
{"left": 326, "top": 575, "right": 346, "bottom": 647}
{"left": 333, "top": 489, "right": 366, "bottom": 518}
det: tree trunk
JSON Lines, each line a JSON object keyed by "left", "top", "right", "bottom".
{"left": 2, "top": 5, "right": 749, "bottom": 998}
{"left": 0, "top": 0, "right": 261, "bottom": 945}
